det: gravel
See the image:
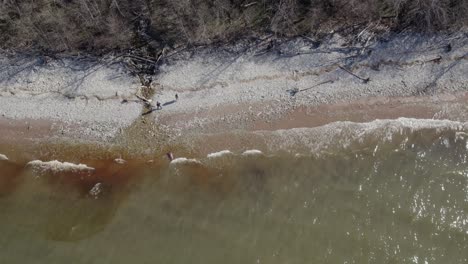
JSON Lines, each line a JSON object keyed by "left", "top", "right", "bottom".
{"left": 152, "top": 32, "right": 467, "bottom": 132}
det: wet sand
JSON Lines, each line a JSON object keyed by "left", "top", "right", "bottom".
{"left": 0, "top": 117, "right": 56, "bottom": 143}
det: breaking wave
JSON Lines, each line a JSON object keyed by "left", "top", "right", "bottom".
{"left": 256, "top": 117, "right": 468, "bottom": 153}
{"left": 26, "top": 160, "right": 95, "bottom": 173}
{"left": 207, "top": 150, "right": 233, "bottom": 158}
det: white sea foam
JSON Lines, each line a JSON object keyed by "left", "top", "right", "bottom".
{"left": 0, "top": 154, "right": 8, "bottom": 161}
{"left": 27, "top": 160, "right": 95, "bottom": 173}
{"left": 242, "top": 149, "right": 263, "bottom": 156}
{"left": 170, "top": 157, "right": 201, "bottom": 165}
{"left": 207, "top": 150, "right": 233, "bottom": 159}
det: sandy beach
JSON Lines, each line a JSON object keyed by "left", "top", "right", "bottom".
{"left": 0, "top": 32, "right": 467, "bottom": 156}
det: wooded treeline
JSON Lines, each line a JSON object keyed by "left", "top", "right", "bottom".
{"left": 1, "top": 0, "right": 466, "bottom": 54}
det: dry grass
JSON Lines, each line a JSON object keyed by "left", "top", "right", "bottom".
{"left": 0, "top": 0, "right": 466, "bottom": 54}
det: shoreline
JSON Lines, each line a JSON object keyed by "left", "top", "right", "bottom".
{"left": 1, "top": 92, "right": 467, "bottom": 160}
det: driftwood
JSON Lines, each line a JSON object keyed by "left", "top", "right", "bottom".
{"left": 125, "top": 54, "right": 157, "bottom": 64}
{"left": 135, "top": 94, "right": 153, "bottom": 107}
{"left": 287, "top": 80, "right": 334, "bottom": 96}
{"left": 242, "top": 2, "right": 258, "bottom": 8}
{"left": 338, "top": 65, "right": 370, "bottom": 83}
{"left": 426, "top": 56, "right": 442, "bottom": 64}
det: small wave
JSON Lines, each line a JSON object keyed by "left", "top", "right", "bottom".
{"left": 258, "top": 118, "right": 468, "bottom": 153}
{"left": 207, "top": 150, "right": 233, "bottom": 158}
{"left": 242, "top": 149, "right": 263, "bottom": 156}
{"left": 294, "top": 153, "right": 307, "bottom": 158}
{"left": 27, "top": 160, "right": 95, "bottom": 173}
{"left": 170, "top": 157, "right": 201, "bottom": 165}
{"left": 0, "top": 154, "right": 8, "bottom": 161}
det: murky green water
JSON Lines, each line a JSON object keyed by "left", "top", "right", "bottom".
{"left": 1, "top": 125, "right": 468, "bottom": 263}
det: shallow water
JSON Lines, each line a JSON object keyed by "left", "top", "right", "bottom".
{"left": 1, "top": 123, "right": 468, "bottom": 263}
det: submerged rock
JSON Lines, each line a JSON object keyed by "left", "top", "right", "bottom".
{"left": 89, "top": 182, "right": 103, "bottom": 198}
